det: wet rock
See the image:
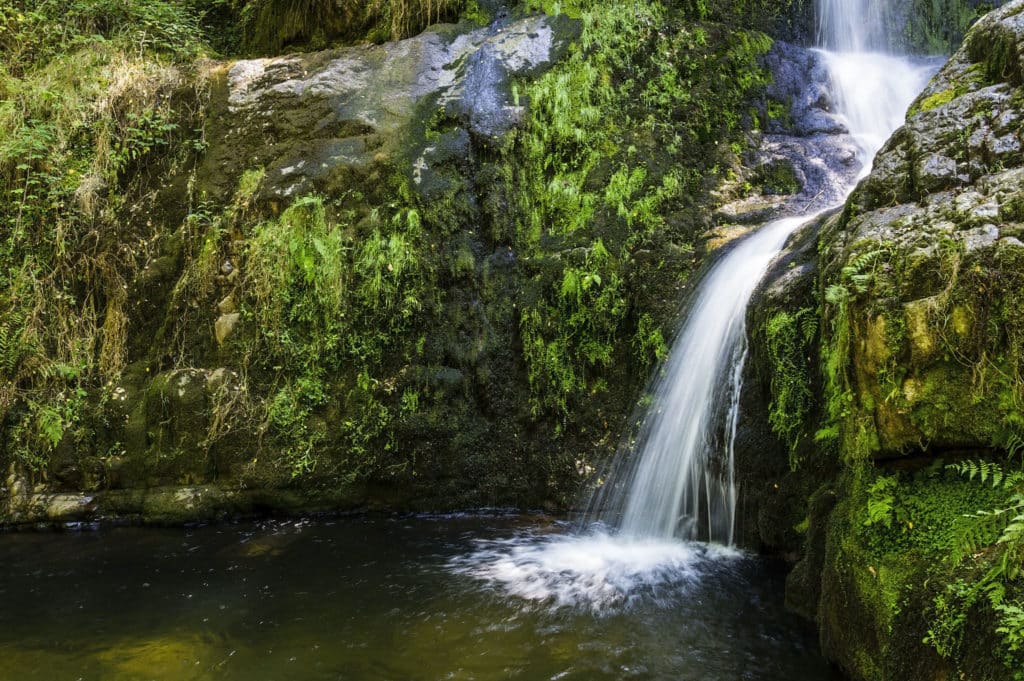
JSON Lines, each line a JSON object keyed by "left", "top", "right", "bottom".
{"left": 762, "top": 42, "right": 847, "bottom": 137}
{"left": 722, "top": 41, "right": 865, "bottom": 223}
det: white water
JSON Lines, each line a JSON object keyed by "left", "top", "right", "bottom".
{"left": 454, "top": 1, "right": 939, "bottom": 610}
{"left": 820, "top": 52, "right": 940, "bottom": 173}
{"left": 449, "top": 528, "right": 742, "bottom": 612}
{"left": 817, "top": 0, "right": 894, "bottom": 52}
{"left": 609, "top": 214, "right": 814, "bottom": 542}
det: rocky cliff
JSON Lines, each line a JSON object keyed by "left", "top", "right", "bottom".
{"left": 741, "top": 2, "right": 1024, "bottom": 678}
{"left": 0, "top": 0, "right": 786, "bottom": 524}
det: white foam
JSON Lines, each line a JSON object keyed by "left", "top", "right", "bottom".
{"left": 449, "top": 529, "right": 743, "bottom": 613}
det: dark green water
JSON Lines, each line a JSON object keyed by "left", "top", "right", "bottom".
{"left": 0, "top": 514, "right": 839, "bottom": 680}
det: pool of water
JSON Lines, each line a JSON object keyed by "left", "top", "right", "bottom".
{"left": 0, "top": 514, "right": 840, "bottom": 680}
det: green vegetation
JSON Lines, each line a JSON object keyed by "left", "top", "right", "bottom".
{"left": 925, "top": 460, "right": 1024, "bottom": 677}
{"left": 903, "top": 0, "right": 993, "bottom": 54}
{"left": 0, "top": 0, "right": 820, "bottom": 505}
{"left": 0, "top": 0, "right": 206, "bottom": 471}
{"left": 508, "top": 0, "right": 773, "bottom": 417}
{"left": 818, "top": 459, "right": 1022, "bottom": 679}
{"left": 208, "top": 0, "right": 470, "bottom": 55}
{"left": 764, "top": 308, "right": 817, "bottom": 466}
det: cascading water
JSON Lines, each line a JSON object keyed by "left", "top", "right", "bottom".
{"left": 453, "top": 0, "right": 940, "bottom": 608}
{"left": 587, "top": 214, "right": 815, "bottom": 543}
{"left": 585, "top": 18, "right": 939, "bottom": 547}
{"left": 816, "top": 0, "right": 894, "bottom": 52}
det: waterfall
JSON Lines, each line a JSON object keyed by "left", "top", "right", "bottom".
{"left": 588, "top": 215, "right": 814, "bottom": 541}
{"left": 585, "top": 1, "right": 938, "bottom": 543}
{"left": 455, "top": 1, "right": 942, "bottom": 612}
{"left": 816, "top": 0, "right": 895, "bottom": 52}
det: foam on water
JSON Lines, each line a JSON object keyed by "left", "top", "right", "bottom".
{"left": 449, "top": 528, "right": 743, "bottom": 612}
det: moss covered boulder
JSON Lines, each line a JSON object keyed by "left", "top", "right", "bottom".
{"left": 737, "top": 3, "right": 1024, "bottom": 679}
{"left": 821, "top": 0, "right": 1024, "bottom": 461}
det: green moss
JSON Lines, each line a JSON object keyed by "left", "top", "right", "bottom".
{"left": 917, "top": 88, "right": 957, "bottom": 113}
{"left": 820, "top": 461, "right": 1022, "bottom": 679}
{"left": 765, "top": 308, "right": 817, "bottom": 467}
{"left": 754, "top": 159, "right": 801, "bottom": 196}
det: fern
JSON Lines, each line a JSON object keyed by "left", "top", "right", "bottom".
{"left": 0, "top": 309, "right": 28, "bottom": 377}
{"left": 824, "top": 283, "right": 849, "bottom": 305}
{"left": 799, "top": 310, "right": 819, "bottom": 345}
{"left": 864, "top": 474, "right": 898, "bottom": 528}
{"left": 840, "top": 248, "right": 886, "bottom": 294}
{"left": 947, "top": 461, "right": 1024, "bottom": 557}
{"left": 994, "top": 600, "right": 1024, "bottom": 653}
{"left": 931, "top": 461, "right": 1024, "bottom": 673}
{"left": 947, "top": 460, "right": 1024, "bottom": 489}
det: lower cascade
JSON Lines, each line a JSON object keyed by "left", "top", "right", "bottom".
{"left": 458, "top": 45, "right": 938, "bottom": 610}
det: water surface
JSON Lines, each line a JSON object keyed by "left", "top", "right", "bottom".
{"left": 0, "top": 515, "right": 839, "bottom": 681}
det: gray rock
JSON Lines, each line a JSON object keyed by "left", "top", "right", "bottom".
{"left": 210, "top": 15, "right": 578, "bottom": 200}
{"left": 963, "top": 223, "right": 1000, "bottom": 252}
{"left": 915, "top": 153, "right": 959, "bottom": 192}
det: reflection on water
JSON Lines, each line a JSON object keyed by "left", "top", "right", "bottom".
{"left": 0, "top": 515, "right": 839, "bottom": 680}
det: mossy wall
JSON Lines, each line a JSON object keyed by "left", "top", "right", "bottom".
{"left": 0, "top": 0, "right": 809, "bottom": 522}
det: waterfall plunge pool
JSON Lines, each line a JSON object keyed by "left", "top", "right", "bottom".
{"left": 0, "top": 514, "right": 840, "bottom": 680}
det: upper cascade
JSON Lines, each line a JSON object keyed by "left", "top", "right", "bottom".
{"left": 816, "top": 0, "right": 897, "bottom": 52}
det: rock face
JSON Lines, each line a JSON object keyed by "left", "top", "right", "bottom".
{"left": 824, "top": 1, "right": 1024, "bottom": 460}
{"left": 201, "top": 15, "right": 578, "bottom": 202}
{"left": 7, "top": 2, "right": 784, "bottom": 525}
{"left": 738, "top": 3, "right": 1024, "bottom": 679}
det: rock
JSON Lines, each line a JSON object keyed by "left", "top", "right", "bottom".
{"left": 914, "top": 153, "right": 959, "bottom": 192}
{"left": 217, "top": 294, "right": 237, "bottom": 314}
{"left": 44, "top": 494, "right": 95, "bottom": 521}
{"left": 206, "top": 368, "right": 238, "bottom": 393}
{"left": 202, "top": 14, "right": 579, "bottom": 201}
{"left": 215, "top": 313, "right": 241, "bottom": 345}
{"left": 822, "top": 0, "right": 1024, "bottom": 457}
{"left": 768, "top": 4, "right": 1024, "bottom": 679}
{"left": 722, "top": 41, "right": 866, "bottom": 224}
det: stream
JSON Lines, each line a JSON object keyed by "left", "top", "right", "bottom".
{"left": 0, "top": 515, "right": 839, "bottom": 681}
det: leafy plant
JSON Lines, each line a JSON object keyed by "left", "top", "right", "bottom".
{"left": 765, "top": 308, "right": 817, "bottom": 466}
{"left": 925, "top": 460, "right": 1024, "bottom": 674}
